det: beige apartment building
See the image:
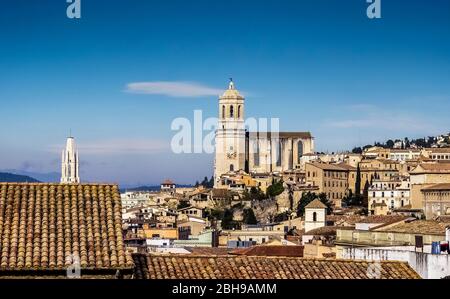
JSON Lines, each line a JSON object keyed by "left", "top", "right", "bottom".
{"left": 409, "top": 162, "right": 450, "bottom": 209}
{"left": 426, "top": 148, "right": 450, "bottom": 161}
{"left": 421, "top": 183, "right": 450, "bottom": 219}
{"left": 346, "top": 164, "right": 399, "bottom": 195}
{"left": 305, "top": 162, "right": 349, "bottom": 207}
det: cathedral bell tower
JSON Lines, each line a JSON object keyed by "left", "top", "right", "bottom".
{"left": 214, "top": 79, "right": 246, "bottom": 186}
{"left": 61, "top": 135, "right": 80, "bottom": 184}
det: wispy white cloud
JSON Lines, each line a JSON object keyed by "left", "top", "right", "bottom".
{"left": 125, "top": 81, "right": 223, "bottom": 98}
{"left": 325, "top": 104, "right": 436, "bottom": 133}
{"left": 50, "top": 139, "right": 170, "bottom": 155}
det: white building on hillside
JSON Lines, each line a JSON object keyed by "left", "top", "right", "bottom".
{"left": 368, "top": 178, "right": 410, "bottom": 215}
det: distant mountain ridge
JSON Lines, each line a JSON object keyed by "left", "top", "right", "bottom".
{"left": 0, "top": 172, "right": 40, "bottom": 183}
{"left": 0, "top": 169, "right": 60, "bottom": 182}
{"left": 120, "top": 184, "right": 193, "bottom": 193}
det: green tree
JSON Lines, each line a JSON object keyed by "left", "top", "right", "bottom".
{"left": 342, "top": 189, "right": 363, "bottom": 207}
{"left": 355, "top": 164, "right": 361, "bottom": 196}
{"left": 177, "top": 201, "right": 190, "bottom": 210}
{"left": 208, "top": 176, "right": 214, "bottom": 188}
{"left": 404, "top": 137, "right": 410, "bottom": 148}
{"left": 243, "top": 187, "right": 267, "bottom": 201}
{"left": 386, "top": 140, "right": 394, "bottom": 148}
{"left": 352, "top": 147, "right": 363, "bottom": 154}
{"left": 242, "top": 208, "right": 257, "bottom": 225}
{"left": 296, "top": 192, "right": 332, "bottom": 217}
{"left": 362, "top": 180, "right": 370, "bottom": 208}
{"left": 266, "top": 180, "right": 284, "bottom": 198}
{"left": 221, "top": 208, "right": 239, "bottom": 230}
{"left": 273, "top": 211, "right": 290, "bottom": 222}
{"left": 200, "top": 176, "right": 209, "bottom": 187}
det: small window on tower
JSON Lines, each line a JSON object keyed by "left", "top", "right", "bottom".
{"left": 230, "top": 105, "right": 234, "bottom": 118}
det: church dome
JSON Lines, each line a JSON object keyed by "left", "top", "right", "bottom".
{"left": 221, "top": 79, "right": 243, "bottom": 98}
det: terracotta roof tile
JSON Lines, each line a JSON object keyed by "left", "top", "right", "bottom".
{"left": 230, "top": 245, "right": 304, "bottom": 257}
{"left": 306, "top": 163, "right": 348, "bottom": 171}
{"left": 304, "top": 226, "right": 339, "bottom": 236}
{"left": 421, "top": 183, "right": 450, "bottom": 191}
{"left": 377, "top": 220, "right": 449, "bottom": 235}
{"left": 305, "top": 199, "right": 327, "bottom": 209}
{"left": 0, "top": 183, "right": 133, "bottom": 274}
{"left": 132, "top": 254, "right": 420, "bottom": 279}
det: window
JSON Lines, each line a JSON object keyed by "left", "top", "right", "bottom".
{"left": 222, "top": 105, "right": 225, "bottom": 119}
{"left": 297, "top": 141, "right": 304, "bottom": 163}
{"left": 253, "top": 140, "right": 260, "bottom": 166}
{"left": 276, "top": 140, "right": 282, "bottom": 166}
{"left": 230, "top": 105, "right": 234, "bottom": 118}
{"left": 313, "top": 212, "right": 317, "bottom": 222}
{"left": 238, "top": 105, "right": 241, "bottom": 118}
{"left": 230, "top": 164, "right": 234, "bottom": 171}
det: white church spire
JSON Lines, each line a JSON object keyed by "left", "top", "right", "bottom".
{"left": 61, "top": 136, "right": 80, "bottom": 183}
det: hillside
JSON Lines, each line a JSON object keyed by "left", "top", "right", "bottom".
{"left": 0, "top": 172, "right": 40, "bottom": 183}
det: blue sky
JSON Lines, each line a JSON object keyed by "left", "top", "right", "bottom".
{"left": 0, "top": 0, "right": 449, "bottom": 186}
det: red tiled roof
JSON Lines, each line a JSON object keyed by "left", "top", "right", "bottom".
{"left": 305, "top": 199, "right": 327, "bottom": 209}
{"left": 304, "top": 226, "right": 339, "bottom": 236}
{"left": 357, "top": 215, "right": 408, "bottom": 224}
{"left": 0, "top": 183, "right": 133, "bottom": 275}
{"left": 421, "top": 183, "right": 450, "bottom": 191}
{"left": 230, "top": 245, "right": 304, "bottom": 257}
{"left": 185, "top": 247, "right": 232, "bottom": 255}
{"left": 132, "top": 254, "right": 421, "bottom": 279}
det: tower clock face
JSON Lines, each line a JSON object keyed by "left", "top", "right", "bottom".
{"left": 227, "top": 151, "right": 236, "bottom": 159}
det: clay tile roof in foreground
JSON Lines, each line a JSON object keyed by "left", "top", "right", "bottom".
{"left": 0, "top": 183, "right": 134, "bottom": 275}
{"left": 230, "top": 245, "right": 304, "bottom": 257}
{"left": 132, "top": 254, "right": 421, "bottom": 279}
{"left": 185, "top": 247, "right": 232, "bottom": 255}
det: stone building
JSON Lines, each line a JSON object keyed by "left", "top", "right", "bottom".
{"left": 305, "top": 162, "right": 349, "bottom": 207}
{"left": 409, "top": 162, "right": 450, "bottom": 209}
{"left": 421, "top": 183, "right": 450, "bottom": 219}
{"left": 304, "top": 199, "right": 327, "bottom": 233}
{"left": 368, "top": 178, "right": 411, "bottom": 215}
{"left": 214, "top": 80, "right": 314, "bottom": 186}
{"left": 61, "top": 136, "right": 80, "bottom": 183}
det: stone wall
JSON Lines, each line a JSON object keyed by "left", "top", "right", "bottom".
{"left": 342, "top": 247, "right": 450, "bottom": 279}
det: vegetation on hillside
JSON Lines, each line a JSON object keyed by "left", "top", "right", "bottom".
{"left": 296, "top": 192, "right": 332, "bottom": 217}
{"left": 0, "top": 172, "right": 39, "bottom": 183}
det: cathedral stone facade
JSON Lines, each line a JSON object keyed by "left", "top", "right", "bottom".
{"left": 214, "top": 81, "right": 314, "bottom": 186}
